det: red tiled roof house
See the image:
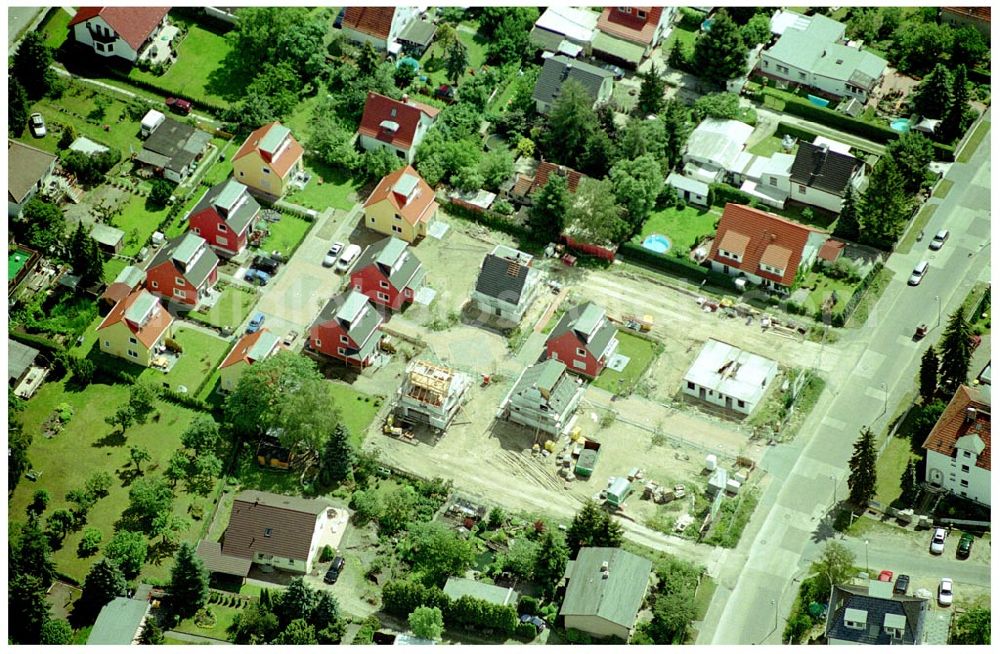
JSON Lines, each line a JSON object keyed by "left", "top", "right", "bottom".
{"left": 349, "top": 237, "right": 426, "bottom": 311}
{"left": 594, "top": 7, "right": 677, "bottom": 64}
{"left": 144, "top": 232, "right": 219, "bottom": 308}
{"left": 708, "top": 203, "right": 828, "bottom": 293}
{"left": 545, "top": 302, "right": 619, "bottom": 379}
{"left": 941, "top": 7, "right": 990, "bottom": 37}
{"left": 358, "top": 92, "right": 440, "bottom": 163}
{"left": 187, "top": 179, "right": 261, "bottom": 257}
{"left": 218, "top": 329, "right": 283, "bottom": 393}
{"left": 69, "top": 7, "right": 170, "bottom": 63}
{"left": 922, "top": 385, "right": 991, "bottom": 507}
{"left": 363, "top": 165, "right": 437, "bottom": 243}
{"left": 309, "top": 290, "right": 384, "bottom": 368}
{"left": 232, "top": 122, "right": 304, "bottom": 198}
{"left": 341, "top": 7, "right": 421, "bottom": 51}
{"left": 96, "top": 289, "right": 174, "bottom": 367}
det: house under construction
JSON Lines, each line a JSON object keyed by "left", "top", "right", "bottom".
{"left": 681, "top": 338, "right": 778, "bottom": 416}
{"left": 395, "top": 359, "right": 472, "bottom": 430}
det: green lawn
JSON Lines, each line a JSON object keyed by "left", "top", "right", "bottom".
{"left": 932, "top": 178, "right": 954, "bottom": 199}
{"left": 284, "top": 88, "right": 325, "bottom": 145}
{"left": 897, "top": 204, "right": 937, "bottom": 254}
{"left": 112, "top": 193, "right": 172, "bottom": 257}
{"left": 776, "top": 202, "right": 838, "bottom": 230}
{"left": 664, "top": 26, "right": 698, "bottom": 54}
{"left": 260, "top": 213, "right": 314, "bottom": 259}
{"left": 129, "top": 23, "right": 239, "bottom": 107}
{"left": 328, "top": 382, "right": 383, "bottom": 446}
{"left": 748, "top": 136, "right": 797, "bottom": 158}
{"left": 138, "top": 326, "right": 232, "bottom": 394}
{"left": 27, "top": 84, "right": 143, "bottom": 157}
{"left": 8, "top": 380, "right": 207, "bottom": 583}
{"left": 957, "top": 119, "right": 990, "bottom": 163}
{"left": 39, "top": 7, "right": 72, "bottom": 49}
{"left": 636, "top": 205, "right": 721, "bottom": 252}
{"left": 175, "top": 603, "right": 243, "bottom": 641}
{"left": 190, "top": 286, "right": 259, "bottom": 330}
{"left": 102, "top": 257, "right": 128, "bottom": 284}
{"left": 802, "top": 271, "right": 855, "bottom": 315}
{"left": 875, "top": 436, "right": 917, "bottom": 507}
{"left": 198, "top": 138, "right": 240, "bottom": 188}
{"left": 162, "top": 192, "right": 207, "bottom": 239}
{"left": 418, "top": 26, "right": 488, "bottom": 89}
{"left": 593, "top": 331, "right": 662, "bottom": 394}
{"left": 283, "top": 158, "right": 360, "bottom": 213}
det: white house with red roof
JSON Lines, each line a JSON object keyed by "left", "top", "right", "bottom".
{"left": 358, "top": 92, "right": 440, "bottom": 163}
{"left": 232, "top": 122, "right": 305, "bottom": 198}
{"left": 922, "top": 385, "right": 991, "bottom": 506}
{"left": 341, "top": 6, "right": 422, "bottom": 53}
{"left": 69, "top": 7, "right": 170, "bottom": 63}
{"left": 708, "top": 203, "right": 828, "bottom": 292}
{"left": 218, "top": 329, "right": 282, "bottom": 392}
{"left": 593, "top": 7, "right": 676, "bottom": 67}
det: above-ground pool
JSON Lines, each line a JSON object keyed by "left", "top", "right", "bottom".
{"left": 890, "top": 118, "right": 911, "bottom": 133}
{"left": 642, "top": 234, "right": 671, "bottom": 254}
{"left": 806, "top": 94, "right": 830, "bottom": 108}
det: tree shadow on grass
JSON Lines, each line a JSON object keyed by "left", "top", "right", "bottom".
{"left": 94, "top": 429, "right": 127, "bottom": 448}
{"left": 205, "top": 48, "right": 253, "bottom": 104}
{"left": 146, "top": 538, "right": 180, "bottom": 566}
{"left": 117, "top": 465, "right": 142, "bottom": 487}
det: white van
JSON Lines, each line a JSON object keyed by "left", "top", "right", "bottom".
{"left": 908, "top": 261, "right": 929, "bottom": 286}
{"left": 335, "top": 244, "right": 362, "bottom": 273}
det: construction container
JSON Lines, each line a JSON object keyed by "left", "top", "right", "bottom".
{"left": 544, "top": 440, "right": 557, "bottom": 453}
{"left": 570, "top": 426, "right": 582, "bottom": 441}
{"left": 726, "top": 479, "right": 742, "bottom": 494}
{"left": 606, "top": 477, "right": 632, "bottom": 507}
{"left": 705, "top": 454, "right": 718, "bottom": 472}
{"left": 576, "top": 449, "right": 598, "bottom": 477}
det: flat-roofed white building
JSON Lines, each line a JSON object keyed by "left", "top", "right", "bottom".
{"left": 682, "top": 339, "right": 778, "bottom": 415}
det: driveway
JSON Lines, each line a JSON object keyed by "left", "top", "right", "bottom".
{"left": 246, "top": 206, "right": 363, "bottom": 337}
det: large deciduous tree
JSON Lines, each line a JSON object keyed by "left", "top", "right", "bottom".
{"left": 810, "top": 541, "right": 856, "bottom": 601}
{"left": 938, "top": 308, "right": 973, "bottom": 394}
{"left": 884, "top": 132, "right": 933, "bottom": 194}
{"left": 408, "top": 606, "right": 445, "bottom": 641}
{"left": 565, "top": 178, "right": 629, "bottom": 246}
{"left": 21, "top": 199, "right": 65, "bottom": 255}
{"left": 105, "top": 530, "right": 148, "bottom": 578}
{"left": 847, "top": 427, "right": 877, "bottom": 508}
{"left": 528, "top": 174, "right": 569, "bottom": 243}
{"left": 403, "top": 521, "right": 475, "bottom": 587}
{"left": 692, "top": 9, "right": 747, "bottom": 86}
{"left": 951, "top": 603, "right": 991, "bottom": 644}
{"left": 126, "top": 477, "right": 175, "bottom": 531}
{"left": 225, "top": 350, "right": 324, "bottom": 439}
{"left": 610, "top": 154, "right": 663, "bottom": 236}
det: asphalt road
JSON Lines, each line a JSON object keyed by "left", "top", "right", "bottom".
{"left": 700, "top": 109, "right": 992, "bottom": 644}
{"left": 8, "top": 6, "right": 43, "bottom": 47}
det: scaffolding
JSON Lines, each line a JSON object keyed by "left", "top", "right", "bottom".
{"left": 404, "top": 360, "right": 455, "bottom": 407}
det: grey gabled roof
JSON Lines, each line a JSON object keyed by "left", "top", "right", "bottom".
{"left": 826, "top": 584, "right": 928, "bottom": 645}
{"left": 548, "top": 302, "right": 616, "bottom": 359}
{"left": 511, "top": 359, "right": 579, "bottom": 414}
{"left": 474, "top": 253, "right": 532, "bottom": 305}
{"left": 398, "top": 18, "right": 436, "bottom": 46}
{"left": 87, "top": 597, "right": 149, "bottom": 645}
{"left": 790, "top": 142, "right": 861, "bottom": 197}
{"left": 8, "top": 140, "right": 56, "bottom": 204}
{"left": 313, "top": 289, "right": 381, "bottom": 353}
{"left": 9, "top": 340, "right": 39, "bottom": 382}
{"left": 139, "top": 118, "right": 210, "bottom": 173}
{"left": 533, "top": 54, "right": 613, "bottom": 107}
{"left": 559, "top": 547, "right": 652, "bottom": 629}
{"left": 354, "top": 237, "right": 424, "bottom": 291}
{"left": 148, "top": 233, "right": 219, "bottom": 289}
{"left": 191, "top": 179, "right": 261, "bottom": 235}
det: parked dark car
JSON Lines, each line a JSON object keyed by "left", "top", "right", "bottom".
{"left": 324, "top": 556, "right": 345, "bottom": 584}
{"left": 166, "top": 97, "right": 193, "bottom": 115}
{"left": 957, "top": 533, "right": 974, "bottom": 559}
{"left": 435, "top": 84, "right": 457, "bottom": 103}
{"left": 252, "top": 255, "right": 280, "bottom": 275}
{"left": 893, "top": 574, "right": 910, "bottom": 595}
{"left": 244, "top": 269, "right": 270, "bottom": 286}
{"left": 519, "top": 614, "right": 547, "bottom": 632}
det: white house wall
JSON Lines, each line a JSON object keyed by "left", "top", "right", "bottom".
{"left": 359, "top": 134, "right": 412, "bottom": 162}
{"left": 925, "top": 449, "right": 991, "bottom": 507}
{"left": 791, "top": 182, "right": 845, "bottom": 213}
{"left": 74, "top": 18, "right": 140, "bottom": 61}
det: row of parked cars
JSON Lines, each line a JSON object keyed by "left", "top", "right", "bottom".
{"left": 322, "top": 242, "right": 361, "bottom": 272}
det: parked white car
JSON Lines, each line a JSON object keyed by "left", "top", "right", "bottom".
{"left": 29, "top": 113, "right": 46, "bottom": 138}
{"left": 938, "top": 578, "right": 953, "bottom": 606}
{"left": 335, "top": 243, "right": 362, "bottom": 273}
{"left": 322, "top": 242, "right": 344, "bottom": 267}
{"left": 929, "top": 528, "right": 946, "bottom": 555}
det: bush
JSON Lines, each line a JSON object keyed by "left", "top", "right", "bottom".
{"left": 678, "top": 7, "right": 707, "bottom": 30}
{"left": 708, "top": 182, "right": 756, "bottom": 208}
{"left": 515, "top": 622, "right": 538, "bottom": 640}
{"left": 148, "top": 179, "right": 176, "bottom": 207}
{"left": 319, "top": 545, "right": 334, "bottom": 563}
{"left": 517, "top": 595, "right": 539, "bottom": 615}
{"left": 565, "top": 628, "right": 592, "bottom": 644}
{"left": 618, "top": 242, "right": 735, "bottom": 289}
{"left": 57, "top": 125, "right": 77, "bottom": 150}
{"left": 77, "top": 527, "right": 103, "bottom": 556}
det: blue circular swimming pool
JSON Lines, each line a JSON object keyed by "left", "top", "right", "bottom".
{"left": 642, "top": 234, "right": 671, "bottom": 254}
{"left": 890, "top": 118, "right": 911, "bottom": 133}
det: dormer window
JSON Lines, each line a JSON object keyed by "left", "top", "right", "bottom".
{"left": 844, "top": 608, "right": 867, "bottom": 630}
{"left": 264, "top": 528, "right": 272, "bottom": 537}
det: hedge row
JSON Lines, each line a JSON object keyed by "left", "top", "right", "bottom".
{"left": 104, "top": 68, "right": 230, "bottom": 116}
{"left": 827, "top": 260, "right": 885, "bottom": 327}
{"left": 759, "top": 87, "right": 956, "bottom": 161}
{"left": 381, "top": 579, "right": 519, "bottom": 638}
{"left": 9, "top": 330, "right": 67, "bottom": 355}
{"left": 161, "top": 386, "right": 215, "bottom": 413}
{"left": 708, "top": 182, "right": 757, "bottom": 208}
{"left": 774, "top": 121, "right": 822, "bottom": 143}
{"left": 618, "top": 242, "right": 736, "bottom": 290}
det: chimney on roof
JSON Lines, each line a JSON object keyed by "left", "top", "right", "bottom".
{"left": 819, "top": 143, "right": 829, "bottom": 155}
{"left": 402, "top": 93, "right": 409, "bottom": 104}
{"left": 966, "top": 407, "right": 977, "bottom": 423}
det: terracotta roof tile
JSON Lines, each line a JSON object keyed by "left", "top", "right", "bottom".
{"left": 97, "top": 289, "right": 173, "bottom": 349}
{"left": 219, "top": 329, "right": 279, "bottom": 370}
{"left": 342, "top": 7, "right": 395, "bottom": 40}
{"left": 922, "top": 385, "right": 991, "bottom": 471}
{"left": 709, "top": 203, "right": 823, "bottom": 287}
{"left": 69, "top": 7, "right": 169, "bottom": 51}
{"left": 364, "top": 165, "right": 437, "bottom": 226}
{"left": 818, "top": 238, "right": 845, "bottom": 262}
{"left": 942, "top": 6, "right": 990, "bottom": 22}
{"left": 358, "top": 92, "right": 439, "bottom": 150}
{"left": 232, "top": 122, "right": 304, "bottom": 179}
{"left": 533, "top": 161, "right": 585, "bottom": 194}
{"left": 597, "top": 7, "right": 662, "bottom": 46}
